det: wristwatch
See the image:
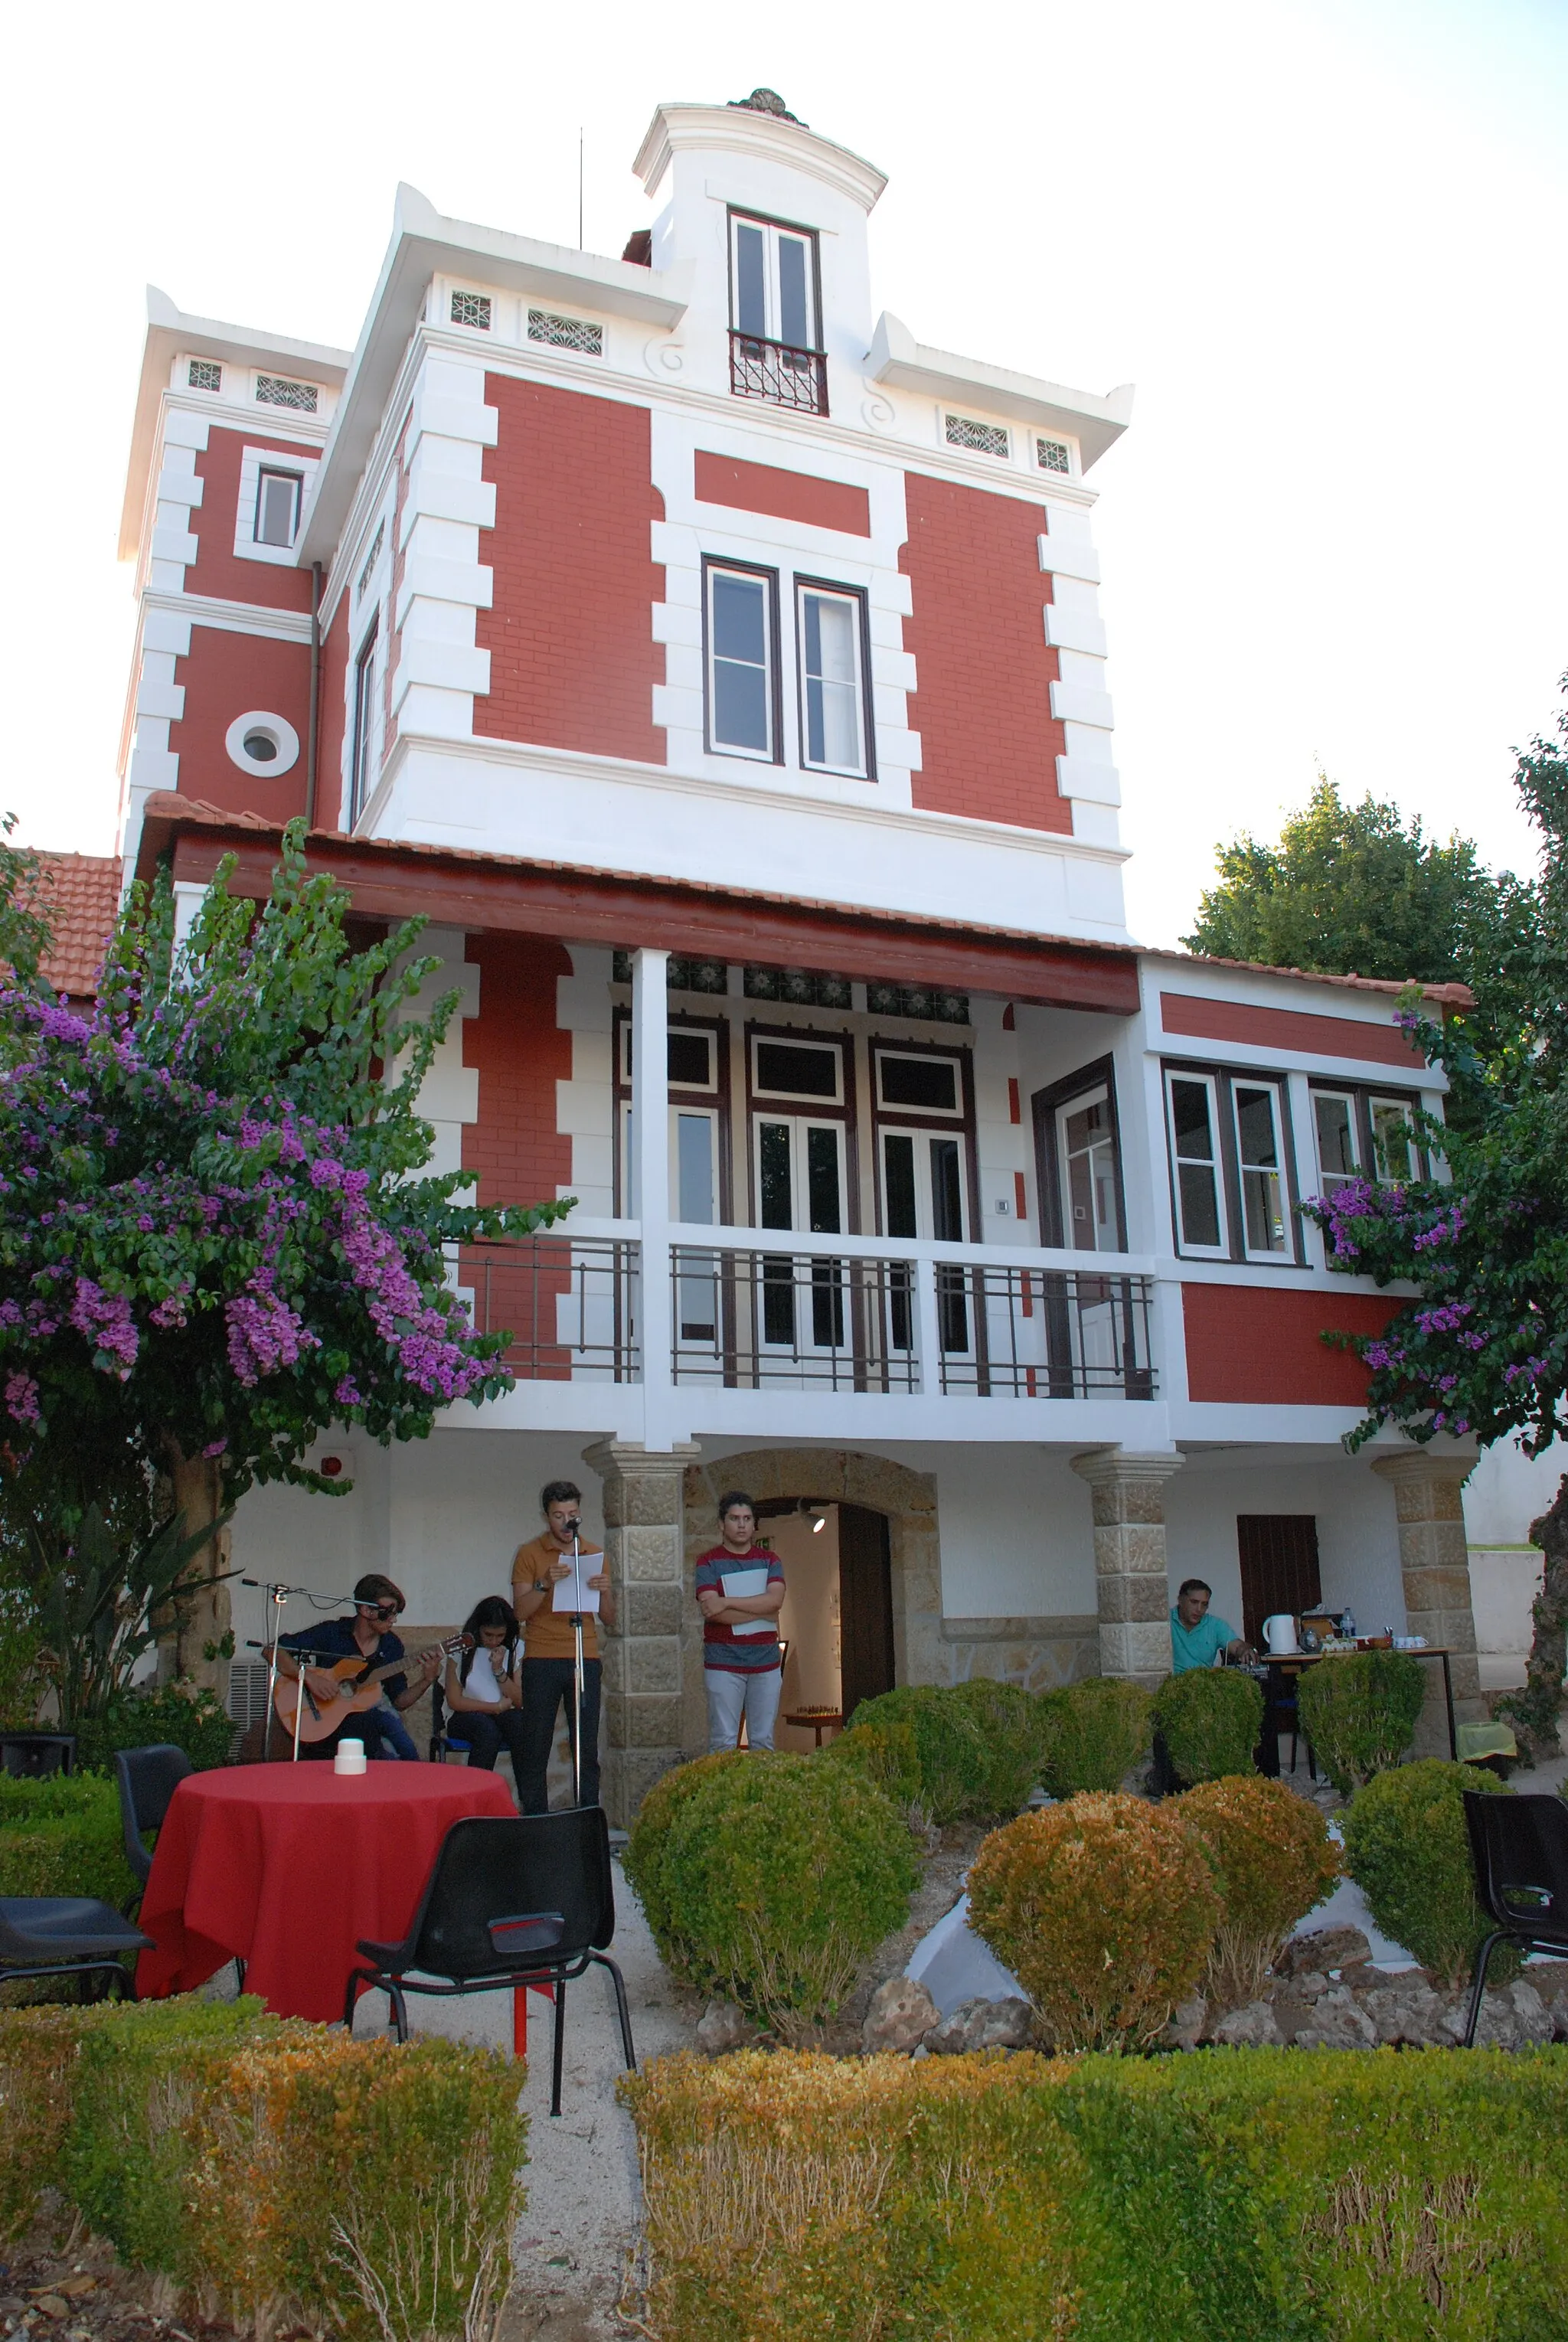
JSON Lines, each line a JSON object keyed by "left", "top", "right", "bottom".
{"left": 532, "top": 1578, "right": 550, "bottom": 1594}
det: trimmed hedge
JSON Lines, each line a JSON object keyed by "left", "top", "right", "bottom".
{"left": 1297, "top": 1648, "right": 1426, "bottom": 1793}
{"left": 626, "top": 2046, "right": 1568, "bottom": 2342}
{"left": 1037, "top": 1677, "right": 1152, "bottom": 1795}
{"left": 844, "top": 1683, "right": 1044, "bottom": 1824}
{"left": 822, "top": 1714, "right": 923, "bottom": 1810}
{"left": 75, "top": 1681, "right": 237, "bottom": 1775}
{"left": 1341, "top": 1758, "right": 1515, "bottom": 1988}
{"left": 945, "top": 1678, "right": 1047, "bottom": 1815}
{"left": 0, "top": 1997, "right": 525, "bottom": 2337}
{"left": 1177, "top": 1775, "right": 1341, "bottom": 2005}
{"left": 0, "top": 1772, "right": 139, "bottom": 1916}
{"left": 622, "top": 1750, "right": 751, "bottom": 1982}
{"left": 1151, "top": 1667, "right": 1263, "bottom": 1785}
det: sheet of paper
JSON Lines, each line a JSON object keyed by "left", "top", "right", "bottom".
{"left": 550, "top": 1552, "right": 602, "bottom": 1614}
{"left": 721, "top": 1566, "right": 775, "bottom": 1636}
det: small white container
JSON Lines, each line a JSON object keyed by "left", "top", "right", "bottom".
{"left": 334, "top": 1739, "right": 368, "bottom": 1775}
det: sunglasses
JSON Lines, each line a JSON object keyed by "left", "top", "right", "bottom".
{"left": 360, "top": 1602, "right": 400, "bottom": 1619}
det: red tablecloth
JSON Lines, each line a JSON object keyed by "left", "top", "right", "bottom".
{"left": 137, "top": 1765, "right": 515, "bottom": 2021}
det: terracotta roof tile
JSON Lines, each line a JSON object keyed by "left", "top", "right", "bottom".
{"left": 34, "top": 853, "right": 120, "bottom": 997}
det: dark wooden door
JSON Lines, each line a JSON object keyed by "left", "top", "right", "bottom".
{"left": 838, "top": 1503, "right": 895, "bottom": 1723}
{"left": 1236, "top": 1515, "right": 1321, "bottom": 1650}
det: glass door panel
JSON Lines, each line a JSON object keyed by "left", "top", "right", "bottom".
{"left": 756, "top": 1115, "right": 847, "bottom": 1355}
{"left": 879, "top": 1129, "right": 971, "bottom": 1354}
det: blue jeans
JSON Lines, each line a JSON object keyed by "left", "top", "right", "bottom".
{"left": 374, "top": 1700, "right": 422, "bottom": 1761}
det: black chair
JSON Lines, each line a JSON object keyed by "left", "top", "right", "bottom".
{"left": 114, "top": 1744, "right": 194, "bottom": 1903}
{"left": 428, "top": 1684, "right": 472, "bottom": 1764}
{"left": 345, "top": 1808, "right": 635, "bottom": 2116}
{"left": 1462, "top": 1790, "right": 1568, "bottom": 2045}
{"left": 0, "top": 1896, "right": 152, "bottom": 2000}
{"left": 1, "top": 1733, "right": 76, "bottom": 1779}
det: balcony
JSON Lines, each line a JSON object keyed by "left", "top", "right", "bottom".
{"left": 729, "top": 329, "right": 828, "bottom": 415}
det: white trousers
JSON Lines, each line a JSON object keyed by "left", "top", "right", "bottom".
{"left": 705, "top": 1665, "right": 782, "bottom": 1753}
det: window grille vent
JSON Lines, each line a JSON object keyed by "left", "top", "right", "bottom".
{"left": 356, "top": 521, "right": 385, "bottom": 603}
{"left": 612, "top": 951, "right": 729, "bottom": 993}
{"left": 1037, "top": 437, "right": 1071, "bottom": 474}
{"left": 745, "top": 966, "right": 854, "bottom": 1010}
{"left": 528, "top": 309, "right": 603, "bottom": 355}
{"left": 450, "top": 290, "right": 492, "bottom": 330}
{"left": 256, "top": 374, "right": 318, "bottom": 412}
{"left": 226, "top": 1659, "right": 271, "bottom": 1729}
{"left": 944, "top": 413, "right": 1008, "bottom": 458}
{"left": 866, "top": 982, "right": 970, "bottom": 1025}
{"left": 188, "top": 358, "right": 222, "bottom": 392}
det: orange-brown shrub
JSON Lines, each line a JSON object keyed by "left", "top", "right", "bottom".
{"left": 1176, "top": 1775, "right": 1342, "bottom": 2006}
{"left": 966, "top": 1792, "right": 1221, "bottom": 2051}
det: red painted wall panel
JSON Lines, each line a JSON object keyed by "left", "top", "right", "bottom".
{"left": 1182, "top": 1283, "right": 1397, "bottom": 1406}
{"left": 694, "top": 451, "right": 871, "bottom": 535}
{"left": 1161, "top": 991, "right": 1424, "bottom": 1070}
{"left": 189, "top": 426, "right": 315, "bottom": 613}
{"left": 317, "top": 597, "right": 349, "bottom": 828}
{"left": 475, "top": 379, "right": 665, "bottom": 760}
{"left": 169, "top": 626, "right": 311, "bottom": 821}
{"left": 459, "top": 935, "right": 574, "bottom": 1207}
{"left": 899, "top": 474, "right": 1071, "bottom": 833}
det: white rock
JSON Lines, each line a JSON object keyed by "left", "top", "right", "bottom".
{"left": 861, "top": 1976, "right": 940, "bottom": 2056}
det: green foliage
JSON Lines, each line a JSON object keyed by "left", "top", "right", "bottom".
{"left": 1037, "top": 1676, "right": 1152, "bottom": 1795}
{"left": 969, "top": 1793, "right": 1221, "bottom": 2051}
{"left": 844, "top": 1684, "right": 995, "bottom": 1824}
{"left": 1150, "top": 1667, "right": 1263, "bottom": 1786}
{"left": 0, "top": 1771, "right": 138, "bottom": 1914}
{"left": 627, "top": 2044, "right": 1568, "bottom": 2341}
{"left": 73, "top": 1678, "right": 235, "bottom": 1773}
{"left": 24, "top": 1504, "right": 231, "bottom": 1729}
{"left": 1295, "top": 1648, "right": 1426, "bottom": 1792}
{"left": 1341, "top": 1758, "right": 1515, "bottom": 1988}
{"left": 0, "top": 811, "right": 54, "bottom": 988}
{"left": 622, "top": 1749, "right": 751, "bottom": 1978}
{"left": 655, "top": 1755, "right": 918, "bottom": 2030}
{"left": 821, "top": 1715, "right": 923, "bottom": 1810}
{"left": 945, "top": 1677, "right": 1047, "bottom": 1814}
{"left": 1181, "top": 773, "right": 1534, "bottom": 1053}
{"left": 1176, "top": 1775, "right": 1341, "bottom": 2005}
{"left": 0, "top": 1580, "right": 41, "bottom": 1726}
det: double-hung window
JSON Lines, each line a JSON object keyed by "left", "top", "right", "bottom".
{"left": 796, "top": 583, "right": 870, "bottom": 777}
{"left": 1232, "top": 1081, "right": 1289, "bottom": 1258}
{"left": 1370, "top": 1096, "right": 1419, "bottom": 1181}
{"left": 705, "top": 562, "right": 778, "bottom": 760}
{"left": 1312, "top": 1089, "right": 1361, "bottom": 1196}
{"left": 1166, "top": 1072, "right": 1229, "bottom": 1255}
{"left": 729, "top": 211, "right": 826, "bottom": 414}
{"left": 254, "top": 467, "right": 302, "bottom": 549}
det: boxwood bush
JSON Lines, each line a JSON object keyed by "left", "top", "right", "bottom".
{"left": 1152, "top": 1667, "right": 1263, "bottom": 1786}
{"left": 654, "top": 1754, "right": 918, "bottom": 2031}
{"left": 1037, "top": 1676, "right": 1152, "bottom": 1795}
{"left": 822, "top": 1714, "right": 923, "bottom": 1810}
{"left": 946, "top": 1677, "right": 1047, "bottom": 1815}
{"left": 1177, "top": 1775, "right": 1341, "bottom": 2005}
{"left": 1341, "top": 1757, "right": 1515, "bottom": 1987}
{"left": 843, "top": 1685, "right": 994, "bottom": 1824}
{"left": 75, "top": 1681, "right": 236, "bottom": 1775}
{"left": 1297, "top": 1648, "right": 1426, "bottom": 1793}
{"left": 622, "top": 1749, "right": 750, "bottom": 1983}
{"left": 967, "top": 1792, "right": 1220, "bottom": 2050}
{"left": 0, "top": 1772, "right": 138, "bottom": 1909}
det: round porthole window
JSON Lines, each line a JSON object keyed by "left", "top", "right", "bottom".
{"left": 224, "top": 711, "right": 300, "bottom": 779}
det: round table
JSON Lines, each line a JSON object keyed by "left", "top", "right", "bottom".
{"left": 136, "top": 1764, "right": 515, "bottom": 2022}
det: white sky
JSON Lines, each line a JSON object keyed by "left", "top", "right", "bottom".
{"left": 6, "top": 0, "right": 1565, "bottom": 946}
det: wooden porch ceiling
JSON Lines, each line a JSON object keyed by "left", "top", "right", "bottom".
{"left": 136, "top": 797, "right": 1142, "bottom": 1014}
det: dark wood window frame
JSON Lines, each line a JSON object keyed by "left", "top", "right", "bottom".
{"left": 611, "top": 1007, "right": 732, "bottom": 1223}
{"left": 867, "top": 1035, "right": 979, "bottom": 1242}
{"left": 1161, "top": 1057, "right": 1308, "bottom": 1268}
{"left": 1031, "top": 1053, "right": 1129, "bottom": 1251}
{"left": 701, "top": 556, "right": 784, "bottom": 765}
{"left": 744, "top": 1021, "right": 859, "bottom": 1236}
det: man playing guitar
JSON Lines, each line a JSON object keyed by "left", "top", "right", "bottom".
{"left": 275, "top": 1573, "right": 441, "bottom": 1760}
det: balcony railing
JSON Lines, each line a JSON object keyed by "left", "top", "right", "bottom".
{"left": 729, "top": 329, "right": 828, "bottom": 415}
{"left": 462, "top": 1233, "right": 639, "bottom": 1382}
{"left": 670, "top": 1244, "right": 919, "bottom": 1392}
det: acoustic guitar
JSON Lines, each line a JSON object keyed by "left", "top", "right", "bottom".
{"left": 270, "top": 1638, "right": 462, "bottom": 1744}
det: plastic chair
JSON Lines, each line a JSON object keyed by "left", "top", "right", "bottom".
{"left": 1, "top": 1733, "right": 76, "bottom": 1779}
{"left": 114, "top": 1744, "right": 194, "bottom": 1896}
{"left": 1462, "top": 1791, "right": 1568, "bottom": 2046}
{"left": 0, "top": 1896, "right": 152, "bottom": 2000}
{"left": 344, "top": 1808, "right": 635, "bottom": 2115}
{"left": 428, "top": 1684, "right": 472, "bottom": 1763}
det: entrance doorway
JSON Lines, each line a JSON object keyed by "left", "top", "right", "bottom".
{"left": 756, "top": 1499, "right": 896, "bottom": 1748}
{"left": 1236, "top": 1514, "right": 1321, "bottom": 1650}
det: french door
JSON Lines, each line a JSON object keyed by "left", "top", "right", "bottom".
{"left": 880, "top": 1128, "right": 970, "bottom": 1355}
{"left": 1057, "top": 1087, "right": 1122, "bottom": 1378}
{"left": 754, "top": 1114, "right": 848, "bottom": 1355}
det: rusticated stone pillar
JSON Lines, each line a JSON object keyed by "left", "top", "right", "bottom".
{"left": 1070, "top": 1449, "right": 1186, "bottom": 1688}
{"left": 582, "top": 1439, "right": 699, "bottom": 1824}
{"left": 1370, "top": 1451, "right": 1485, "bottom": 1752}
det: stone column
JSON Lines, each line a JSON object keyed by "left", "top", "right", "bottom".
{"left": 1070, "top": 1449, "right": 1186, "bottom": 1688}
{"left": 1370, "top": 1451, "right": 1485, "bottom": 1752}
{"left": 583, "top": 1439, "right": 698, "bottom": 1824}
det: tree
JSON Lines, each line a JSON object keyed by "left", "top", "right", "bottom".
{"left": 0, "top": 812, "right": 55, "bottom": 987}
{"left": 1298, "top": 686, "right": 1568, "bottom": 1756}
{"left": 1182, "top": 776, "right": 1535, "bottom": 1053}
{"left": 0, "top": 820, "right": 569, "bottom": 1694}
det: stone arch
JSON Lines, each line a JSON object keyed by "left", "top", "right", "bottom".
{"left": 680, "top": 1449, "right": 941, "bottom": 1754}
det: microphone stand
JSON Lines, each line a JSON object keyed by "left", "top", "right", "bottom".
{"left": 568, "top": 1520, "right": 585, "bottom": 1808}
{"left": 241, "top": 1579, "right": 356, "bottom": 1762}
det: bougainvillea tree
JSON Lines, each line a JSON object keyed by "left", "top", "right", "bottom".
{"left": 0, "top": 820, "right": 568, "bottom": 1688}
{"left": 1302, "top": 686, "right": 1568, "bottom": 1755}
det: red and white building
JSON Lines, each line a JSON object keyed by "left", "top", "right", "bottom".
{"left": 104, "top": 90, "right": 1484, "bottom": 1809}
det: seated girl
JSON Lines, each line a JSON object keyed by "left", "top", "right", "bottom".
{"left": 443, "top": 1598, "right": 529, "bottom": 1787}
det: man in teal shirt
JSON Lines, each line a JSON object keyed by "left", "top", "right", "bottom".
{"left": 1170, "top": 1578, "right": 1250, "bottom": 1671}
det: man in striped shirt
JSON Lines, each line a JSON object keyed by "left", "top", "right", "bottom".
{"left": 694, "top": 1491, "right": 786, "bottom": 1753}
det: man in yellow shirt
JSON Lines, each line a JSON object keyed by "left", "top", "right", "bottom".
{"left": 511, "top": 1478, "right": 616, "bottom": 1811}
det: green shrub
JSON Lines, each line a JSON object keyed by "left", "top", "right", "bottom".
{"left": 1037, "top": 1676, "right": 1152, "bottom": 1795}
{"left": 1151, "top": 1667, "right": 1263, "bottom": 1785}
{"left": 74, "top": 1680, "right": 236, "bottom": 1775}
{"left": 626, "top": 2044, "right": 1568, "bottom": 2342}
{"left": 844, "top": 1685, "right": 993, "bottom": 1824}
{"left": 1341, "top": 1757, "right": 1515, "bottom": 1988}
{"left": 656, "top": 1754, "right": 918, "bottom": 2031}
{"left": 968, "top": 1792, "right": 1221, "bottom": 2050}
{"left": 0, "top": 2002, "right": 95, "bottom": 2236}
{"left": 623, "top": 1749, "right": 751, "bottom": 1981}
{"left": 1176, "top": 1775, "right": 1341, "bottom": 2005}
{"left": 1297, "top": 1648, "right": 1426, "bottom": 1792}
{"left": 0, "top": 1772, "right": 138, "bottom": 1914}
{"left": 822, "top": 1715, "right": 923, "bottom": 1810}
{"left": 946, "top": 1677, "right": 1046, "bottom": 1814}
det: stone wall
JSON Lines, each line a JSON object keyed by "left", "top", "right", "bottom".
{"left": 938, "top": 1615, "right": 1100, "bottom": 1691}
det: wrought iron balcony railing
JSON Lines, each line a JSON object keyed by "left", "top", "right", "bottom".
{"left": 729, "top": 330, "right": 828, "bottom": 415}
{"left": 462, "top": 1233, "right": 639, "bottom": 1383}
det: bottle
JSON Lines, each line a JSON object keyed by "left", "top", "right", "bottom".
{"left": 1341, "top": 1607, "right": 1356, "bottom": 1641}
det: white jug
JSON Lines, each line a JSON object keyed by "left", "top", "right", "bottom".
{"left": 1263, "top": 1614, "right": 1299, "bottom": 1657}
